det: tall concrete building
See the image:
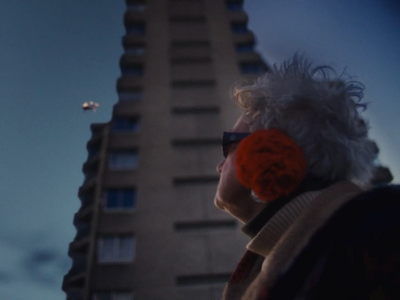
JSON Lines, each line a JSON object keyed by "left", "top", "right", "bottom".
{"left": 63, "top": 1, "right": 267, "bottom": 299}
{"left": 62, "top": 1, "right": 393, "bottom": 300}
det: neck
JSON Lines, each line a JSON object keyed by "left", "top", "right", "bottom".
{"left": 242, "top": 177, "right": 332, "bottom": 238}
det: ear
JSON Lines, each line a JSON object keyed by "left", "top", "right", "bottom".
{"left": 235, "top": 129, "right": 307, "bottom": 202}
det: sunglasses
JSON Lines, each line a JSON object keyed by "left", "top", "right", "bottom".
{"left": 222, "top": 132, "right": 250, "bottom": 158}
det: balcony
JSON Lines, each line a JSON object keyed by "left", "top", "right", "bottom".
{"left": 236, "top": 52, "right": 262, "bottom": 62}
{"left": 126, "top": 1, "right": 146, "bottom": 13}
{"left": 83, "top": 155, "right": 100, "bottom": 175}
{"left": 122, "top": 35, "right": 146, "bottom": 48}
{"left": 124, "top": 10, "right": 146, "bottom": 25}
{"left": 74, "top": 205, "right": 95, "bottom": 224}
{"left": 124, "top": 45, "right": 146, "bottom": 57}
{"left": 232, "top": 31, "right": 255, "bottom": 44}
{"left": 80, "top": 173, "right": 97, "bottom": 190}
{"left": 86, "top": 145, "right": 100, "bottom": 161}
{"left": 69, "top": 224, "right": 91, "bottom": 255}
{"left": 76, "top": 187, "right": 96, "bottom": 220}
{"left": 74, "top": 223, "right": 91, "bottom": 241}
{"left": 227, "top": 10, "right": 248, "bottom": 23}
{"left": 120, "top": 53, "right": 144, "bottom": 65}
{"left": 124, "top": 22, "right": 146, "bottom": 37}
{"left": 63, "top": 255, "right": 87, "bottom": 290}
{"left": 112, "top": 100, "right": 143, "bottom": 117}
{"left": 226, "top": 2, "right": 244, "bottom": 12}
{"left": 87, "top": 125, "right": 104, "bottom": 146}
{"left": 66, "top": 290, "right": 83, "bottom": 300}
{"left": 117, "top": 76, "right": 144, "bottom": 91}
{"left": 120, "top": 64, "right": 144, "bottom": 78}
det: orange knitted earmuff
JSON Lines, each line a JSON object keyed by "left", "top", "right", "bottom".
{"left": 235, "top": 129, "right": 307, "bottom": 202}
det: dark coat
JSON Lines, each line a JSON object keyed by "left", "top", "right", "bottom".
{"left": 247, "top": 184, "right": 400, "bottom": 300}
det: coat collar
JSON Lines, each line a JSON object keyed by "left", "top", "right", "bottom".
{"left": 245, "top": 181, "right": 364, "bottom": 258}
{"left": 246, "top": 190, "right": 323, "bottom": 257}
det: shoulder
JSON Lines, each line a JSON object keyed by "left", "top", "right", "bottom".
{"left": 245, "top": 184, "right": 400, "bottom": 300}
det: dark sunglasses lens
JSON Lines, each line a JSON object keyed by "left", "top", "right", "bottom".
{"left": 223, "top": 144, "right": 229, "bottom": 158}
{"left": 222, "top": 132, "right": 250, "bottom": 158}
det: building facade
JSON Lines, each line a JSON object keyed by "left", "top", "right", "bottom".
{"left": 63, "top": 1, "right": 267, "bottom": 299}
{"left": 62, "top": 1, "right": 393, "bottom": 300}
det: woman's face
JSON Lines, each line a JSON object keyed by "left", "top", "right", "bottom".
{"left": 214, "top": 116, "right": 267, "bottom": 223}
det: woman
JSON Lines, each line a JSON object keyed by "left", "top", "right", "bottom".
{"left": 215, "top": 56, "right": 399, "bottom": 299}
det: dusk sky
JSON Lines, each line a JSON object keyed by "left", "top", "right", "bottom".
{"left": 0, "top": 1, "right": 399, "bottom": 299}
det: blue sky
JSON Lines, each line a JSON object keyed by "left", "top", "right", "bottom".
{"left": 0, "top": 1, "right": 399, "bottom": 299}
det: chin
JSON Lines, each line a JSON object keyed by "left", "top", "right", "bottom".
{"left": 214, "top": 196, "right": 225, "bottom": 211}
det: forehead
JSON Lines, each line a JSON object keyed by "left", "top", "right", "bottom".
{"left": 232, "top": 116, "right": 250, "bottom": 133}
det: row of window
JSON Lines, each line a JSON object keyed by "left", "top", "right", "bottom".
{"left": 93, "top": 292, "right": 133, "bottom": 300}
{"left": 98, "top": 236, "right": 135, "bottom": 263}
{"left": 109, "top": 151, "right": 139, "bottom": 170}
{"left": 76, "top": 189, "right": 136, "bottom": 212}
{"left": 96, "top": 221, "right": 237, "bottom": 263}
{"left": 124, "top": 43, "right": 254, "bottom": 58}
{"left": 119, "top": 60, "right": 263, "bottom": 83}
{"left": 119, "top": 60, "right": 263, "bottom": 79}
{"left": 105, "top": 189, "right": 136, "bottom": 210}
{"left": 119, "top": 8, "right": 262, "bottom": 104}
{"left": 85, "top": 126, "right": 140, "bottom": 169}
{"left": 119, "top": 60, "right": 264, "bottom": 78}
{"left": 112, "top": 117, "right": 140, "bottom": 132}
{"left": 124, "top": 0, "right": 246, "bottom": 39}
{"left": 96, "top": 221, "right": 238, "bottom": 263}
{"left": 125, "top": 22, "right": 249, "bottom": 38}
{"left": 121, "top": 65, "right": 143, "bottom": 77}
{"left": 118, "top": 90, "right": 142, "bottom": 101}
{"left": 126, "top": 1, "right": 243, "bottom": 13}
{"left": 127, "top": 1, "right": 146, "bottom": 12}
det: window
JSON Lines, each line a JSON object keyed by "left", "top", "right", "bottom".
{"left": 226, "top": 1, "right": 243, "bottom": 11}
{"left": 93, "top": 292, "right": 133, "bottom": 300}
{"left": 109, "top": 151, "right": 139, "bottom": 169}
{"left": 118, "top": 90, "right": 143, "bottom": 101}
{"left": 125, "top": 45, "right": 146, "bottom": 56}
{"left": 127, "top": 0, "right": 146, "bottom": 11}
{"left": 112, "top": 118, "right": 140, "bottom": 132}
{"left": 121, "top": 65, "right": 143, "bottom": 77}
{"left": 231, "top": 23, "right": 248, "bottom": 34}
{"left": 92, "top": 293, "right": 133, "bottom": 300}
{"left": 235, "top": 42, "right": 254, "bottom": 53}
{"left": 98, "top": 236, "right": 135, "bottom": 263}
{"left": 105, "top": 189, "right": 136, "bottom": 210}
{"left": 240, "top": 63, "right": 265, "bottom": 74}
{"left": 128, "top": 3, "right": 146, "bottom": 12}
{"left": 126, "top": 23, "right": 145, "bottom": 36}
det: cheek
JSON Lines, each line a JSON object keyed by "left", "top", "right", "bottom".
{"left": 221, "top": 159, "right": 249, "bottom": 200}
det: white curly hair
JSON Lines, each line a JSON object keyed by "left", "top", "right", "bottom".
{"left": 233, "top": 55, "right": 375, "bottom": 185}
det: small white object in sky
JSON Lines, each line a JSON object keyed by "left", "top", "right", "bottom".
{"left": 82, "top": 101, "right": 100, "bottom": 112}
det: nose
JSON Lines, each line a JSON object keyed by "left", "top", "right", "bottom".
{"left": 216, "top": 159, "right": 225, "bottom": 173}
